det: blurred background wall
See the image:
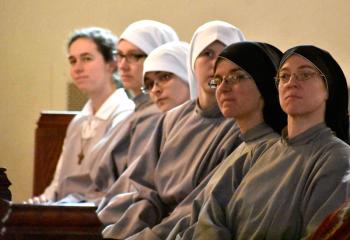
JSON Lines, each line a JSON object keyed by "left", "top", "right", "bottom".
{"left": 1, "top": 0, "right": 349, "bottom": 202}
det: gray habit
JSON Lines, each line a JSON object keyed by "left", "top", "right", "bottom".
{"left": 160, "top": 123, "right": 280, "bottom": 240}
{"left": 193, "top": 123, "right": 350, "bottom": 240}
{"left": 98, "top": 100, "right": 242, "bottom": 239}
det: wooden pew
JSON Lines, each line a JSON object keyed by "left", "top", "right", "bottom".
{"left": 33, "top": 111, "right": 77, "bottom": 196}
{"left": 0, "top": 199, "right": 103, "bottom": 239}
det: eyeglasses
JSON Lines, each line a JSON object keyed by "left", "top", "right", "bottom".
{"left": 141, "top": 73, "right": 174, "bottom": 93}
{"left": 208, "top": 71, "right": 252, "bottom": 89}
{"left": 116, "top": 52, "right": 147, "bottom": 64}
{"left": 275, "top": 70, "right": 326, "bottom": 87}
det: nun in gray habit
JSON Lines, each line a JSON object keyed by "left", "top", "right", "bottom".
{"left": 193, "top": 45, "right": 350, "bottom": 239}
{"left": 162, "top": 41, "right": 287, "bottom": 240}
{"left": 96, "top": 21, "right": 245, "bottom": 239}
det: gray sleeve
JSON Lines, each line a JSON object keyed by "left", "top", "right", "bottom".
{"left": 192, "top": 195, "right": 231, "bottom": 240}
{"left": 99, "top": 167, "right": 163, "bottom": 239}
{"left": 190, "top": 178, "right": 235, "bottom": 239}
{"left": 97, "top": 117, "right": 167, "bottom": 239}
{"left": 167, "top": 197, "right": 204, "bottom": 240}
{"left": 302, "top": 146, "right": 350, "bottom": 237}
{"left": 189, "top": 152, "right": 251, "bottom": 240}
{"left": 130, "top": 163, "right": 217, "bottom": 240}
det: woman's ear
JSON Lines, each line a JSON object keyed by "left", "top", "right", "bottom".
{"left": 324, "top": 91, "right": 329, "bottom": 101}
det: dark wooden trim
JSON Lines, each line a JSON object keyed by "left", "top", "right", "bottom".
{"left": 0, "top": 199, "right": 102, "bottom": 239}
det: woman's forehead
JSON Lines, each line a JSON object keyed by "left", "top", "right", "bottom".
{"left": 68, "top": 38, "right": 98, "bottom": 55}
{"left": 202, "top": 40, "right": 225, "bottom": 51}
{"left": 216, "top": 58, "right": 238, "bottom": 71}
{"left": 117, "top": 39, "right": 143, "bottom": 53}
{"left": 281, "top": 54, "right": 316, "bottom": 70}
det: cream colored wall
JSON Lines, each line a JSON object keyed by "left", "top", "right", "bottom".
{"left": 1, "top": 0, "right": 349, "bottom": 202}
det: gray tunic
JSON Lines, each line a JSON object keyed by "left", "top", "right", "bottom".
{"left": 56, "top": 93, "right": 162, "bottom": 203}
{"left": 98, "top": 100, "right": 242, "bottom": 239}
{"left": 193, "top": 123, "right": 350, "bottom": 240}
{"left": 158, "top": 123, "right": 279, "bottom": 240}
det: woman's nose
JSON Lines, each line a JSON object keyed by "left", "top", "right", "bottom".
{"left": 73, "top": 61, "right": 84, "bottom": 73}
{"left": 150, "top": 81, "right": 162, "bottom": 93}
{"left": 118, "top": 57, "right": 130, "bottom": 70}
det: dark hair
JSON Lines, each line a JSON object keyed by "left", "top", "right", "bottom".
{"left": 67, "top": 27, "right": 118, "bottom": 62}
{"left": 215, "top": 41, "right": 287, "bottom": 133}
{"left": 279, "top": 45, "right": 349, "bottom": 143}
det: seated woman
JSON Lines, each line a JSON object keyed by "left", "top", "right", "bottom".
{"left": 97, "top": 20, "right": 245, "bottom": 240}
{"left": 116, "top": 20, "right": 179, "bottom": 102}
{"left": 141, "top": 41, "right": 190, "bottom": 112}
{"left": 27, "top": 27, "right": 135, "bottom": 204}
{"left": 193, "top": 45, "right": 350, "bottom": 239}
